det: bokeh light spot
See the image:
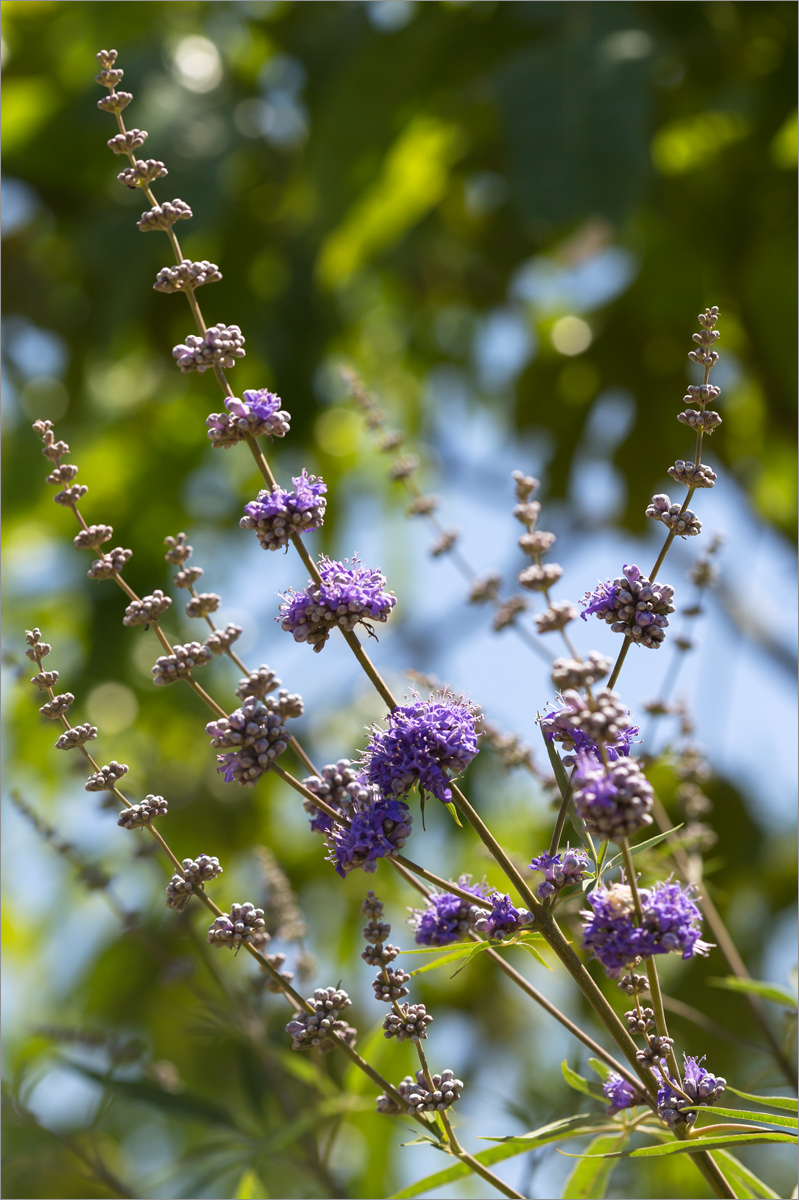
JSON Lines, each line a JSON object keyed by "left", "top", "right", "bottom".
{"left": 172, "top": 36, "right": 223, "bottom": 93}
{"left": 551, "top": 316, "right": 592, "bottom": 356}
{"left": 86, "top": 682, "right": 139, "bottom": 735}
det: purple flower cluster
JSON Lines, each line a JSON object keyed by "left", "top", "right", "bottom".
{"left": 602, "top": 1072, "right": 640, "bottom": 1114}
{"left": 206, "top": 389, "right": 291, "bottom": 448}
{"left": 581, "top": 880, "right": 711, "bottom": 976}
{"left": 279, "top": 556, "right": 396, "bottom": 652}
{"left": 540, "top": 691, "right": 639, "bottom": 765}
{"left": 581, "top": 564, "right": 675, "bottom": 648}
{"left": 205, "top": 696, "right": 289, "bottom": 786}
{"left": 364, "top": 696, "right": 479, "bottom": 804}
{"left": 572, "top": 753, "right": 654, "bottom": 841}
{"left": 473, "top": 893, "right": 534, "bottom": 940}
{"left": 409, "top": 877, "right": 491, "bottom": 946}
{"left": 301, "top": 759, "right": 362, "bottom": 834}
{"left": 657, "top": 1055, "right": 727, "bottom": 1127}
{"left": 241, "top": 470, "right": 327, "bottom": 551}
{"left": 326, "top": 786, "right": 413, "bottom": 878}
{"left": 529, "top": 847, "right": 591, "bottom": 900}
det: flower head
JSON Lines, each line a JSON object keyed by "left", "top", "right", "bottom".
{"left": 241, "top": 471, "right": 327, "bottom": 551}
{"left": 409, "top": 876, "right": 491, "bottom": 946}
{"left": 206, "top": 389, "right": 291, "bottom": 448}
{"left": 363, "top": 694, "right": 479, "bottom": 804}
{"left": 326, "top": 786, "right": 412, "bottom": 878}
{"left": 657, "top": 1055, "right": 727, "bottom": 1127}
{"left": 279, "top": 555, "right": 396, "bottom": 652}
{"left": 540, "top": 690, "right": 639, "bottom": 764}
{"left": 581, "top": 880, "right": 711, "bottom": 976}
{"left": 572, "top": 753, "right": 654, "bottom": 841}
{"left": 473, "top": 893, "right": 534, "bottom": 940}
{"left": 581, "top": 565, "right": 675, "bottom": 649}
{"left": 529, "top": 847, "right": 591, "bottom": 899}
{"left": 602, "top": 1072, "right": 640, "bottom": 1114}
{"left": 205, "top": 696, "right": 289, "bottom": 786}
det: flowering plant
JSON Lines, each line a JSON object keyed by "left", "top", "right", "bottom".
{"left": 6, "top": 27, "right": 797, "bottom": 1200}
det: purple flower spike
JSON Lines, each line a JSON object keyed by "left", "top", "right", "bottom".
{"left": 581, "top": 880, "right": 712, "bottom": 976}
{"left": 409, "top": 876, "right": 491, "bottom": 946}
{"left": 529, "top": 847, "right": 591, "bottom": 899}
{"left": 658, "top": 1054, "right": 726, "bottom": 1127}
{"left": 326, "top": 787, "right": 412, "bottom": 878}
{"left": 472, "top": 893, "right": 534, "bottom": 940}
{"left": 364, "top": 694, "right": 479, "bottom": 804}
{"left": 581, "top": 565, "right": 675, "bottom": 649}
{"left": 603, "top": 1072, "right": 640, "bottom": 1113}
{"left": 241, "top": 470, "right": 327, "bottom": 551}
{"left": 279, "top": 555, "right": 396, "bottom": 652}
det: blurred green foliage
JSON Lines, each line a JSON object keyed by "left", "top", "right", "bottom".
{"left": 2, "top": 3, "right": 796, "bottom": 1198}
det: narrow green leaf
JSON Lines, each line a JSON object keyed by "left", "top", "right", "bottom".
{"left": 561, "top": 1061, "right": 606, "bottom": 1102}
{"left": 587, "top": 1058, "right": 612, "bottom": 1084}
{"left": 562, "top": 1132, "right": 797, "bottom": 1160}
{"left": 390, "top": 1115, "right": 612, "bottom": 1199}
{"left": 708, "top": 976, "right": 798, "bottom": 1009}
{"left": 603, "top": 826, "right": 684, "bottom": 873}
{"left": 512, "top": 936, "right": 552, "bottom": 970}
{"left": 400, "top": 942, "right": 477, "bottom": 956}
{"left": 443, "top": 800, "right": 463, "bottom": 827}
{"left": 407, "top": 942, "right": 487, "bottom": 977}
{"left": 687, "top": 1105, "right": 797, "bottom": 1129}
{"left": 482, "top": 1113, "right": 613, "bottom": 1144}
{"left": 725, "top": 1086, "right": 798, "bottom": 1113}
{"left": 715, "top": 1150, "right": 781, "bottom": 1200}
{"left": 562, "top": 1132, "right": 629, "bottom": 1199}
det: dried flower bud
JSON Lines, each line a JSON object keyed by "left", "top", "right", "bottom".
{"left": 154, "top": 259, "right": 222, "bottom": 293}
{"left": 207, "top": 901, "right": 266, "bottom": 951}
{"left": 645, "top": 495, "right": 701, "bottom": 537}
{"left": 117, "top": 159, "right": 168, "bottom": 188}
{"left": 377, "top": 430, "right": 404, "bottom": 452}
{"left": 152, "top": 642, "right": 212, "bottom": 685}
{"left": 203, "top": 624, "right": 243, "bottom": 655}
{"left": 173, "top": 565, "right": 203, "bottom": 588}
{"left": 667, "top": 460, "right": 717, "bottom": 489}
{"left": 677, "top": 409, "right": 722, "bottom": 434}
{"left": 54, "top": 484, "right": 89, "bottom": 507}
{"left": 383, "top": 1003, "right": 433, "bottom": 1042}
{"left": 469, "top": 573, "right": 502, "bottom": 604}
{"left": 97, "top": 91, "right": 133, "bottom": 114}
{"left": 518, "top": 562, "right": 563, "bottom": 592}
{"left": 86, "top": 761, "right": 129, "bottom": 791}
{"left": 512, "top": 470, "right": 539, "bottom": 501}
{"left": 185, "top": 593, "right": 221, "bottom": 619}
{"left": 514, "top": 500, "right": 541, "bottom": 526}
{"left": 45, "top": 464, "right": 78, "bottom": 486}
{"left": 118, "top": 795, "right": 168, "bottom": 829}
{"left": 74, "top": 525, "right": 113, "bottom": 550}
{"left": 518, "top": 530, "right": 555, "bottom": 557}
{"left": 173, "top": 323, "right": 244, "bottom": 372}
{"left": 137, "top": 199, "right": 192, "bottom": 232}
{"left": 235, "top": 666, "right": 281, "bottom": 701}
{"left": 123, "top": 591, "right": 172, "bottom": 626}
{"left": 406, "top": 494, "right": 439, "bottom": 516}
{"left": 107, "top": 128, "right": 148, "bottom": 154}
{"left": 164, "top": 533, "right": 192, "bottom": 565}
{"left": 56, "top": 723, "right": 98, "bottom": 750}
{"left": 389, "top": 455, "right": 418, "bottom": 481}
{"left": 493, "top": 595, "right": 527, "bottom": 631}
{"left": 30, "top": 669, "right": 59, "bottom": 691}
{"left": 88, "top": 547, "right": 132, "bottom": 579}
{"left": 40, "top": 693, "right": 75, "bottom": 718}
{"left": 430, "top": 529, "right": 458, "bottom": 557}
{"left": 535, "top": 600, "right": 578, "bottom": 633}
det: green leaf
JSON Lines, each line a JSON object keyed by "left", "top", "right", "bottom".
{"left": 708, "top": 977, "right": 798, "bottom": 1009}
{"left": 389, "top": 1115, "right": 612, "bottom": 1199}
{"left": 561, "top": 1132, "right": 629, "bottom": 1199}
{"left": 482, "top": 1113, "right": 613, "bottom": 1145}
{"left": 587, "top": 1058, "right": 612, "bottom": 1084}
{"left": 407, "top": 940, "right": 490, "bottom": 978}
{"left": 561, "top": 1061, "right": 607, "bottom": 1102}
{"left": 725, "top": 1086, "right": 798, "bottom": 1114}
{"left": 715, "top": 1150, "right": 782, "bottom": 1200}
{"left": 603, "top": 826, "right": 685, "bottom": 874}
{"left": 400, "top": 942, "right": 477, "bottom": 956}
{"left": 687, "top": 1105, "right": 797, "bottom": 1130}
{"left": 563, "top": 1132, "right": 797, "bottom": 1160}
{"left": 235, "top": 1168, "right": 269, "bottom": 1199}
{"left": 443, "top": 800, "right": 463, "bottom": 828}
